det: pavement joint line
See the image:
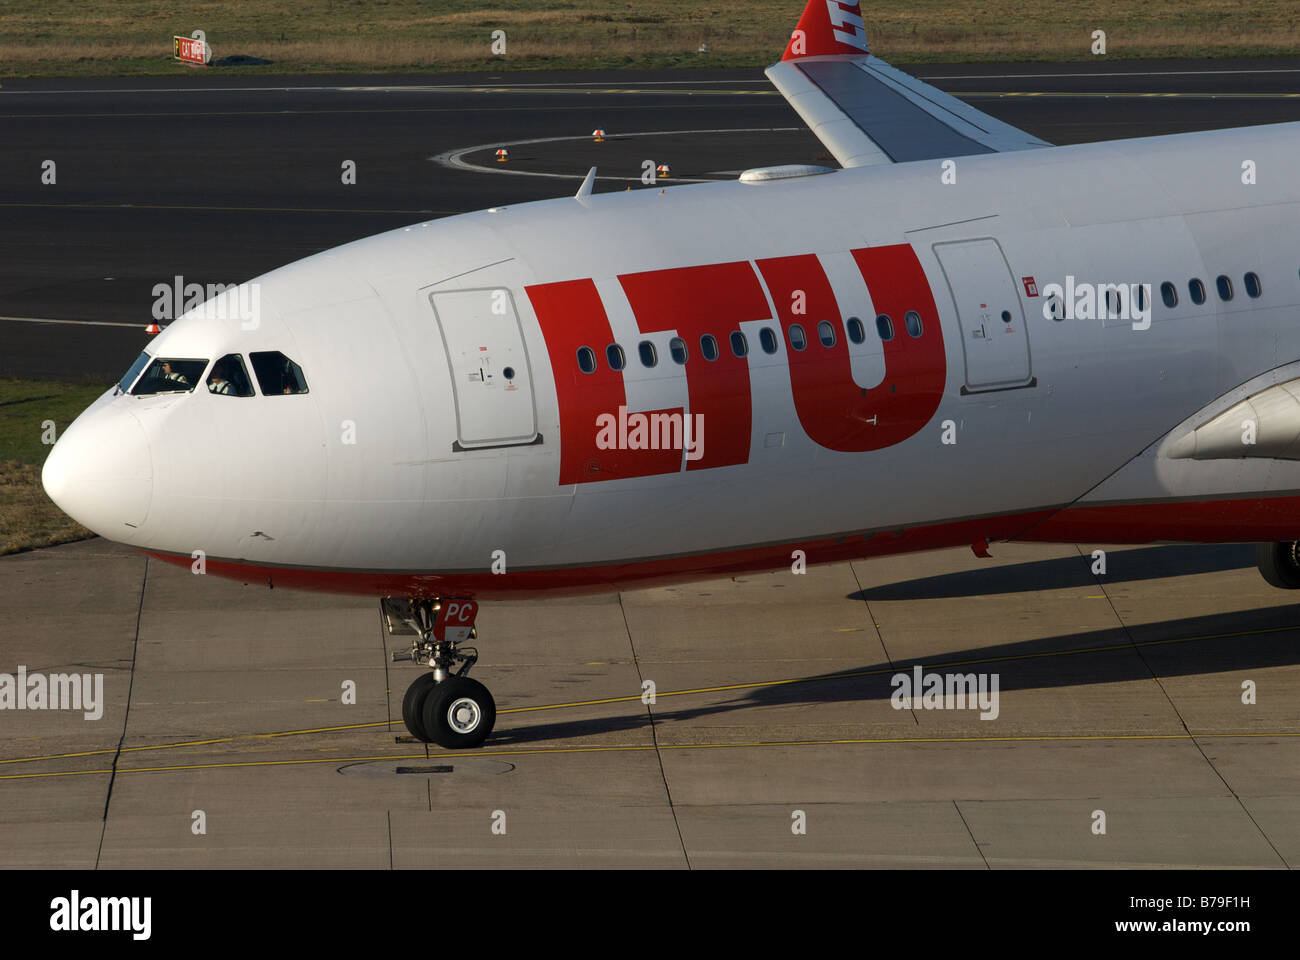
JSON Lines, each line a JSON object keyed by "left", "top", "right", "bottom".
{"left": 3, "top": 731, "right": 1299, "bottom": 781}
{"left": 849, "top": 559, "right": 919, "bottom": 725}
{"left": 618, "top": 592, "right": 691, "bottom": 869}
{"left": 953, "top": 800, "right": 991, "bottom": 870}
{"left": 4, "top": 618, "right": 1298, "bottom": 769}
{"left": 94, "top": 554, "right": 147, "bottom": 868}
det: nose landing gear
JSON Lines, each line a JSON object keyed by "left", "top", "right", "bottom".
{"left": 385, "top": 598, "right": 496, "bottom": 749}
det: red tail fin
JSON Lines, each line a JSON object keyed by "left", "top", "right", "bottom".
{"left": 781, "top": 0, "right": 870, "bottom": 60}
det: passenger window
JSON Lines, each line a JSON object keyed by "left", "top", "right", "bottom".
{"left": 730, "top": 331, "right": 748, "bottom": 357}
{"left": 759, "top": 327, "right": 779, "bottom": 354}
{"left": 1244, "top": 272, "right": 1262, "bottom": 298}
{"left": 905, "top": 311, "right": 923, "bottom": 337}
{"left": 817, "top": 321, "right": 836, "bottom": 347}
{"left": 576, "top": 346, "right": 597, "bottom": 374}
{"left": 207, "top": 354, "right": 255, "bottom": 397}
{"left": 606, "top": 344, "right": 626, "bottom": 371}
{"left": 788, "top": 324, "right": 807, "bottom": 351}
{"left": 1160, "top": 282, "right": 1177, "bottom": 308}
{"left": 1216, "top": 275, "right": 1233, "bottom": 301}
{"left": 129, "top": 357, "right": 209, "bottom": 396}
{"left": 250, "top": 351, "right": 309, "bottom": 394}
{"left": 669, "top": 337, "right": 688, "bottom": 364}
{"left": 700, "top": 335, "right": 719, "bottom": 362}
{"left": 638, "top": 341, "right": 657, "bottom": 368}
{"left": 1189, "top": 279, "right": 1207, "bottom": 305}
{"left": 876, "top": 314, "right": 894, "bottom": 341}
{"left": 846, "top": 317, "right": 865, "bottom": 344}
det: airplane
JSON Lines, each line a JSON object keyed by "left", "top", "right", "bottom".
{"left": 41, "top": 0, "right": 1300, "bottom": 749}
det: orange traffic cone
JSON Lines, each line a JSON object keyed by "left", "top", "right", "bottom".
{"left": 495, "top": 149, "right": 509, "bottom": 162}
{"left": 145, "top": 322, "right": 162, "bottom": 334}
{"left": 592, "top": 129, "right": 606, "bottom": 142}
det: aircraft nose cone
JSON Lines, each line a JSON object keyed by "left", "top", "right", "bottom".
{"left": 42, "top": 407, "right": 153, "bottom": 536}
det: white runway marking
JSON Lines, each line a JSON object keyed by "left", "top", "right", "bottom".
{"left": 923, "top": 67, "right": 1300, "bottom": 80}
{"left": 0, "top": 81, "right": 773, "bottom": 96}
{"left": 0, "top": 315, "right": 138, "bottom": 328}
{"left": 5, "top": 66, "right": 1300, "bottom": 96}
{"left": 431, "top": 127, "right": 804, "bottom": 181}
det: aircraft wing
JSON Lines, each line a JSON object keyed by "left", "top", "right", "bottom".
{"left": 768, "top": 0, "right": 1052, "bottom": 168}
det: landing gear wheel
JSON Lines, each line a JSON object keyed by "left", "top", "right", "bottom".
{"left": 422, "top": 675, "right": 496, "bottom": 749}
{"left": 402, "top": 673, "right": 438, "bottom": 741}
{"left": 1257, "top": 541, "right": 1300, "bottom": 589}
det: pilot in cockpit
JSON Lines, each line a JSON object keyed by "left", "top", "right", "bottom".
{"left": 207, "top": 359, "right": 235, "bottom": 395}
{"left": 161, "top": 361, "right": 189, "bottom": 386}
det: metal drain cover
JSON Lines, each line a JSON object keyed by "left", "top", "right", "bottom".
{"left": 338, "top": 758, "right": 514, "bottom": 778}
{"left": 397, "top": 765, "right": 454, "bottom": 774}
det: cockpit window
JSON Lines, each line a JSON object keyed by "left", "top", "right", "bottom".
{"left": 207, "top": 354, "right": 255, "bottom": 397}
{"left": 250, "top": 351, "right": 309, "bottom": 395}
{"left": 117, "top": 351, "right": 151, "bottom": 393}
{"left": 129, "top": 357, "right": 209, "bottom": 395}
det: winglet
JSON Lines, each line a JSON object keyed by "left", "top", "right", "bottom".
{"left": 767, "top": 0, "right": 1049, "bottom": 167}
{"left": 782, "top": 0, "right": 869, "bottom": 61}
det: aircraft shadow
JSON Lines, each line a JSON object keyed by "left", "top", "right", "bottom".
{"left": 487, "top": 599, "right": 1300, "bottom": 746}
{"left": 851, "top": 543, "right": 1254, "bottom": 601}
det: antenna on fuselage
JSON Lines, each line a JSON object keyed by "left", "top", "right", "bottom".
{"left": 575, "top": 166, "right": 597, "bottom": 203}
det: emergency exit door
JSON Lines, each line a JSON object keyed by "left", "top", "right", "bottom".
{"left": 429, "top": 287, "right": 538, "bottom": 449}
{"left": 933, "top": 239, "right": 1034, "bottom": 392}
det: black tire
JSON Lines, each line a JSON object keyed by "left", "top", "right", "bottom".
{"left": 401, "top": 673, "right": 438, "bottom": 741}
{"left": 1256, "top": 541, "right": 1300, "bottom": 589}
{"left": 421, "top": 675, "right": 496, "bottom": 749}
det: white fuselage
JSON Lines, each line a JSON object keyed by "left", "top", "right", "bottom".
{"left": 43, "top": 120, "right": 1300, "bottom": 596}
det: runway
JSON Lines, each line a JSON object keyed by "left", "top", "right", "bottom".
{"left": 4, "top": 59, "right": 1300, "bottom": 379}
{"left": 1, "top": 537, "right": 1296, "bottom": 867}
{"left": 4, "top": 60, "right": 1300, "bottom": 869}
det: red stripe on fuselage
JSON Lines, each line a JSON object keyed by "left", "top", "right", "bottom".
{"left": 1016, "top": 496, "right": 1300, "bottom": 543}
{"left": 142, "top": 507, "right": 1052, "bottom": 599}
{"left": 140, "top": 494, "right": 1300, "bottom": 600}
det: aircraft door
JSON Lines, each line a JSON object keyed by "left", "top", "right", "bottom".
{"left": 429, "top": 287, "right": 539, "bottom": 449}
{"left": 933, "top": 238, "right": 1033, "bottom": 392}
